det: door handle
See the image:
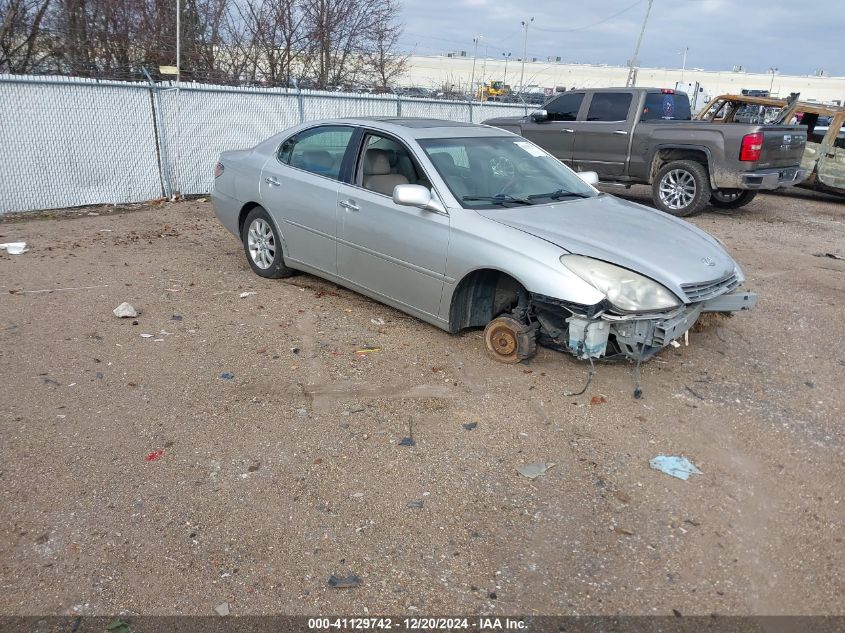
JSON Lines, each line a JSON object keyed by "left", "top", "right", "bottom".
{"left": 561, "top": 128, "right": 575, "bottom": 133}
{"left": 339, "top": 199, "right": 359, "bottom": 211}
{"left": 264, "top": 176, "right": 281, "bottom": 186}
{"left": 612, "top": 130, "right": 628, "bottom": 135}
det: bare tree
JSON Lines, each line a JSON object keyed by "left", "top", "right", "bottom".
{"left": 302, "top": 0, "right": 380, "bottom": 88}
{"left": 1, "top": 0, "right": 408, "bottom": 88}
{"left": 360, "top": 0, "right": 406, "bottom": 90}
{"left": 0, "top": 0, "right": 53, "bottom": 73}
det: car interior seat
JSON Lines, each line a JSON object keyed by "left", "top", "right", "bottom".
{"left": 363, "top": 149, "right": 409, "bottom": 196}
{"left": 429, "top": 152, "right": 470, "bottom": 199}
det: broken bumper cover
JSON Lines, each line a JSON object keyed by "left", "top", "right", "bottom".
{"left": 532, "top": 290, "right": 757, "bottom": 361}
{"left": 741, "top": 167, "right": 808, "bottom": 189}
{"left": 575, "top": 290, "right": 757, "bottom": 360}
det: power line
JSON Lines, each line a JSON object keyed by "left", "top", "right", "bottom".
{"left": 533, "top": 0, "right": 645, "bottom": 33}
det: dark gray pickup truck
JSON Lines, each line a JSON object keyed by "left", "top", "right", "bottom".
{"left": 483, "top": 87, "right": 809, "bottom": 216}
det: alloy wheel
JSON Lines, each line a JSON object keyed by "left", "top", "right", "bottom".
{"left": 658, "top": 169, "right": 697, "bottom": 211}
{"left": 247, "top": 218, "right": 275, "bottom": 269}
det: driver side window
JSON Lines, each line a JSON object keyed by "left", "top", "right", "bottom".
{"left": 358, "top": 133, "right": 430, "bottom": 197}
{"left": 546, "top": 92, "right": 583, "bottom": 121}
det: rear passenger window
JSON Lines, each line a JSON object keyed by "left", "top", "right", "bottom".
{"left": 278, "top": 125, "right": 354, "bottom": 180}
{"left": 586, "top": 93, "right": 632, "bottom": 122}
{"left": 546, "top": 92, "right": 583, "bottom": 121}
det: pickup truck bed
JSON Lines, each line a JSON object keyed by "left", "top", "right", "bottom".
{"left": 484, "top": 87, "right": 808, "bottom": 216}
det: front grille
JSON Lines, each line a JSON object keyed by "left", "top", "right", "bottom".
{"left": 681, "top": 270, "right": 740, "bottom": 303}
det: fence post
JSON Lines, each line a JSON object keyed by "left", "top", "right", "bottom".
{"left": 468, "top": 99, "right": 474, "bottom": 123}
{"left": 297, "top": 88, "right": 305, "bottom": 123}
{"left": 396, "top": 93, "right": 402, "bottom": 117}
{"left": 142, "top": 67, "right": 173, "bottom": 199}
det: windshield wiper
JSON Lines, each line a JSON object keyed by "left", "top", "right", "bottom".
{"left": 462, "top": 194, "right": 534, "bottom": 205}
{"left": 527, "top": 189, "right": 592, "bottom": 200}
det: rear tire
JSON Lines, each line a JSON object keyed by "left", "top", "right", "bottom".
{"left": 483, "top": 316, "right": 537, "bottom": 364}
{"left": 652, "top": 160, "right": 711, "bottom": 217}
{"left": 710, "top": 189, "right": 757, "bottom": 209}
{"left": 242, "top": 206, "right": 294, "bottom": 279}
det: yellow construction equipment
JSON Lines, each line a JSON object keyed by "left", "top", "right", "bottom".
{"left": 476, "top": 81, "right": 510, "bottom": 102}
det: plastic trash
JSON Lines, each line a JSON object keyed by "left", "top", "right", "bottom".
{"left": 517, "top": 462, "right": 555, "bottom": 479}
{"left": 145, "top": 449, "right": 165, "bottom": 462}
{"left": 328, "top": 574, "right": 361, "bottom": 589}
{"left": 649, "top": 455, "right": 703, "bottom": 480}
{"left": 220, "top": 372, "right": 235, "bottom": 380}
{"left": 0, "top": 242, "right": 28, "bottom": 255}
{"left": 213, "top": 602, "right": 230, "bottom": 616}
{"left": 399, "top": 436, "right": 415, "bottom": 447}
{"left": 462, "top": 422, "right": 478, "bottom": 431}
{"left": 239, "top": 291, "right": 257, "bottom": 298}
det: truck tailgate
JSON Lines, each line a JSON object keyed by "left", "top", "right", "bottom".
{"left": 757, "top": 126, "right": 807, "bottom": 168}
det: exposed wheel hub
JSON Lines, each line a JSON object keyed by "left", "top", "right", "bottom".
{"left": 483, "top": 315, "right": 537, "bottom": 364}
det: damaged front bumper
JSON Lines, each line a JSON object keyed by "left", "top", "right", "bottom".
{"left": 532, "top": 290, "right": 757, "bottom": 362}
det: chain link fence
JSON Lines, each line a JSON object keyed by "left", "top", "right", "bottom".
{"left": 0, "top": 74, "right": 527, "bottom": 214}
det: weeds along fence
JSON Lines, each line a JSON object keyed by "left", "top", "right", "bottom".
{"left": 0, "top": 74, "right": 528, "bottom": 214}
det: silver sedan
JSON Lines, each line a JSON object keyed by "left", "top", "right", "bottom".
{"left": 212, "top": 117, "right": 756, "bottom": 364}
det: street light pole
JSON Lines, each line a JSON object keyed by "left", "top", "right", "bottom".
{"left": 680, "top": 47, "right": 688, "bottom": 83}
{"left": 768, "top": 67, "right": 778, "bottom": 94}
{"left": 470, "top": 36, "right": 480, "bottom": 101}
{"left": 502, "top": 52, "right": 511, "bottom": 87}
{"left": 519, "top": 18, "right": 533, "bottom": 98}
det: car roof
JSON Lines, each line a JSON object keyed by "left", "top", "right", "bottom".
{"left": 568, "top": 87, "right": 666, "bottom": 93}
{"left": 308, "top": 117, "right": 511, "bottom": 139}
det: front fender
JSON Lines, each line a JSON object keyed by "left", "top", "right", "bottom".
{"left": 439, "top": 211, "right": 606, "bottom": 322}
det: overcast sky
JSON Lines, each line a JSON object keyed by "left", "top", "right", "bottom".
{"left": 398, "top": 0, "right": 844, "bottom": 77}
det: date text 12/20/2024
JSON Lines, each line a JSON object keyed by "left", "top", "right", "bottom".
{"left": 308, "top": 617, "right": 527, "bottom": 630}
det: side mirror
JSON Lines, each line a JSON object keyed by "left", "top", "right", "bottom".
{"left": 530, "top": 109, "right": 548, "bottom": 123}
{"left": 392, "top": 184, "right": 445, "bottom": 213}
{"left": 577, "top": 171, "right": 599, "bottom": 186}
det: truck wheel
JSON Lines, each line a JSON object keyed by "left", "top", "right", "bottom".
{"left": 653, "top": 160, "right": 711, "bottom": 217}
{"left": 483, "top": 316, "right": 537, "bottom": 364}
{"left": 710, "top": 189, "right": 757, "bottom": 209}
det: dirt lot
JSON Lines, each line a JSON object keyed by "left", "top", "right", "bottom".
{"left": 0, "top": 188, "right": 843, "bottom": 617}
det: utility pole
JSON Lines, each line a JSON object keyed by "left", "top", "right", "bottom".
{"left": 470, "top": 36, "right": 480, "bottom": 101}
{"left": 625, "top": 0, "right": 653, "bottom": 87}
{"left": 680, "top": 47, "right": 688, "bottom": 83}
{"left": 519, "top": 18, "right": 533, "bottom": 98}
{"left": 768, "top": 67, "right": 778, "bottom": 94}
{"left": 502, "top": 52, "right": 511, "bottom": 87}
{"left": 176, "top": 0, "right": 181, "bottom": 82}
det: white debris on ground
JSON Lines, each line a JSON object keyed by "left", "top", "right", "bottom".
{"left": 0, "top": 242, "right": 29, "bottom": 255}
{"left": 112, "top": 302, "right": 138, "bottom": 318}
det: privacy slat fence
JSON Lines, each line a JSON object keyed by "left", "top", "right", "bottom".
{"left": 0, "top": 74, "right": 528, "bottom": 214}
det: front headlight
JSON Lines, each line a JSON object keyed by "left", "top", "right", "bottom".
{"left": 561, "top": 255, "right": 681, "bottom": 312}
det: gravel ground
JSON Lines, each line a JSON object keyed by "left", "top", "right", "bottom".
{"left": 0, "top": 188, "right": 843, "bottom": 617}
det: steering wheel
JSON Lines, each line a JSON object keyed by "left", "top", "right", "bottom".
{"left": 490, "top": 156, "right": 515, "bottom": 178}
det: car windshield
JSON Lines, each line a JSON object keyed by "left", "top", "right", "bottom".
{"left": 418, "top": 136, "right": 597, "bottom": 208}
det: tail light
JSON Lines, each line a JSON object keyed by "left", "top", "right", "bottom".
{"left": 213, "top": 162, "right": 225, "bottom": 178}
{"left": 739, "top": 133, "right": 763, "bottom": 161}
{"left": 660, "top": 88, "right": 675, "bottom": 94}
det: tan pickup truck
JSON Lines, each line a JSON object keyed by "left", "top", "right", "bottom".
{"left": 697, "top": 94, "right": 845, "bottom": 197}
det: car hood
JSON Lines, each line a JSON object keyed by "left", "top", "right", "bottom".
{"left": 476, "top": 194, "right": 738, "bottom": 301}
